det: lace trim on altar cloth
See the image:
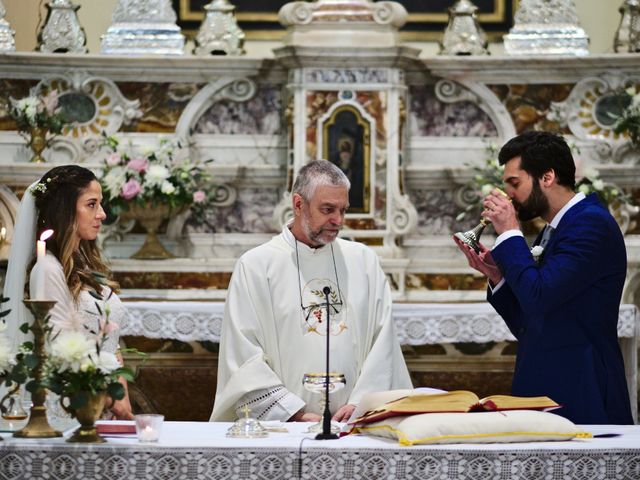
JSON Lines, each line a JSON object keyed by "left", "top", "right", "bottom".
{"left": 0, "top": 445, "right": 638, "bottom": 479}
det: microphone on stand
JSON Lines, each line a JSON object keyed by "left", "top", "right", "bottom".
{"left": 316, "top": 285, "right": 338, "bottom": 440}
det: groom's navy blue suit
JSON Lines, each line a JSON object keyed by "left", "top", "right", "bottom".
{"left": 489, "top": 193, "right": 633, "bottom": 424}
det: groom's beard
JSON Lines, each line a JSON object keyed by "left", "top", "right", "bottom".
{"left": 514, "top": 180, "right": 549, "bottom": 222}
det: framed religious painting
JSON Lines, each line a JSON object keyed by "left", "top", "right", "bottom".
{"left": 322, "top": 105, "right": 371, "bottom": 214}
{"left": 173, "top": 0, "right": 518, "bottom": 40}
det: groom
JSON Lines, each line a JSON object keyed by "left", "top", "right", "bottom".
{"left": 454, "top": 131, "right": 633, "bottom": 424}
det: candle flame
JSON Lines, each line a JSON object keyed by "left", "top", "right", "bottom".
{"left": 40, "top": 229, "right": 54, "bottom": 242}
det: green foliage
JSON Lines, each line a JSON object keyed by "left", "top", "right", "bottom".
{"left": 612, "top": 86, "right": 640, "bottom": 147}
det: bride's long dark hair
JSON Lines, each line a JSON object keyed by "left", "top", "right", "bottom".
{"left": 31, "top": 165, "right": 118, "bottom": 300}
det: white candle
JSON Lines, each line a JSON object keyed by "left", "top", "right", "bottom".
{"left": 139, "top": 425, "right": 157, "bottom": 442}
{"left": 34, "top": 229, "right": 54, "bottom": 300}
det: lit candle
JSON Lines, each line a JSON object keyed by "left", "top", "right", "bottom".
{"left": 33, "top": 229, "right": 54, "bottom": 300}
{"left": 139, "top": 425, "right": 157, "bottom": 442}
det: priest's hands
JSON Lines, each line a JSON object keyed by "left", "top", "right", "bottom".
{"left": 289, "top": 404, "right": 356, "bottom": 423}
{"left": 453, "top": 236, "right": 503, "bottom": 286}
{"left": 289, "top": 410, "right": 322, "bottom": 422}
{"left": 332, "top": 404, "right": 356, "bottom": 423}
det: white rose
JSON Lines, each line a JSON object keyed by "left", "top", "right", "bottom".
{"left": 160, "top": 180, "right": 176, "bottom": 195}
{"left": 626, "top": 86, "right": 637, "bottom": 97}
{"left": 50, "top": 331, "right": 94, "bottom": 373}
{"left": 146, "top": 165, "right": 170, "bottom": 186}
{"left": 94, "top": 351, "right": 121, "bottom": 373}
{"left": 531, "top": 245, "right": 544, "bottom": 258}
{"left": 592, "top": 179, "right": 604, "bottom": 191}
{"left": 578, "top": 184, "right": 590, "bottom": 195}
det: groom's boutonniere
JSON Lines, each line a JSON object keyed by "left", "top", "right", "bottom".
{"left": 531, "top": 245, "right": 544, "bottom": 263}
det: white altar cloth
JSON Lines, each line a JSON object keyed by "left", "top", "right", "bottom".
{"left": 1, "top": 422, "right": 639, "bottom": 479}
{"left": 120, "top": 301, "right": 639, "bottom": 423}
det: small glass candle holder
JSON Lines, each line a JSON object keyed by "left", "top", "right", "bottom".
{"left": 135, "top": 414, "right": 164, "bottom": 443}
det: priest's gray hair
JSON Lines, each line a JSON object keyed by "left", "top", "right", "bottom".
{"left": 292, "top": 159, "right": 351, "bottom": 201}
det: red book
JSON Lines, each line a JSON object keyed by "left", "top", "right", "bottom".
{"left": 96, "top": 421, "right": 136, "bottom": 434}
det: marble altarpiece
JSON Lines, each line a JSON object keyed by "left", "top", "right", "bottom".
{"left": 0, "top": 4, "right": 639, "bottom": 422}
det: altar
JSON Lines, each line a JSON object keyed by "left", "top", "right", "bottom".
{"left": 119, "top": 301, "right": 640, "bottom": 423}
{"left": 1, "top": 422, "right": 639, "bottom": 480}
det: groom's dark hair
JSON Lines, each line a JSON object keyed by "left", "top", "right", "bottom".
{"left": 498, "top": 131, "right": 576, "bottom": 189}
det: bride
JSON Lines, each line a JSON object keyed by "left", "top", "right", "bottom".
{"left": 4, "top": 165, "right": 133, "bottom": 420}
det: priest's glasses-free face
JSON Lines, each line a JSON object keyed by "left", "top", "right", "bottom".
{"left": 302, "top": 373, "right": 346, "bottom": 435}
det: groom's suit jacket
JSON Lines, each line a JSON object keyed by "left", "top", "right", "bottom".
{"left": 489, "top": 193, "right": 633, "bottom": 424}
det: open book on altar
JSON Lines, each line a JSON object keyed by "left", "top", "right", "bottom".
{"left": 350, "top": 390, "right": 561, "bottom": 425}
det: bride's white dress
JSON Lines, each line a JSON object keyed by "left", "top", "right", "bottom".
{"left": 30, "top": 252, "right": 125, "bottom": 353}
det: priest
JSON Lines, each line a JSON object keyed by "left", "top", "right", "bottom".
{"left": 211, "top": 160, "right": 412, "bottom": 423}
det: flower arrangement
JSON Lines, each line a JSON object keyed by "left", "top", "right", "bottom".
{"left": 455, "top": 144, "right": 503, "bottom": 223}
{"left": 575, "top": 168, "right": 634, "bottom": 209}
{"left": 99, "top": 134, "right": 211, "bottom": 221}
{"left": 612, "top": 86, "right": 640, "bottom": 147}
{"left": 9, "top": 89, "right": 66, "bottom": 135}
{"left": 43, "top": 280, "right": 134, "bottom": 409}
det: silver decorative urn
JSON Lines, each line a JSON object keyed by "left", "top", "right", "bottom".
{"left": 101, "top": 0, "right": 185, "bottom": 55}
{"left": 503, "top": 0, "right": 590, "bottom": 56}
{"left": 0, "top": 0, "right": 15, "bottom": 52}
{"left": 439, "top": 0, "right": 489, "bottom": 56}
{"left": 194, "top": 0, "right": 245, "bottom": 56}
{"left": 37, "top": 0, "right": 87, "bottom": 53}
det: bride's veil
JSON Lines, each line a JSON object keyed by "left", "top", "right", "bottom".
{"left": 3, "top": 182, "right": 38, "bottom": 352}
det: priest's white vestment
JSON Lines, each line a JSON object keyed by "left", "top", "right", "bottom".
{"left": 210, "top": 226, "right": 412, "bottom": 421}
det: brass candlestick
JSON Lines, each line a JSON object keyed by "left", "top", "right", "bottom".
{"left": 13, "top": 299, "right": 62, "bottom": 438}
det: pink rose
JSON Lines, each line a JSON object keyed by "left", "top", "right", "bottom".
{"left": 41, "top": 90, "right": 59, "bottom": 116}
{"left": 120, "top": 179, "right": 141, "bottom": 200}
{"left": 193, "top": 190, "right": 206, "bottom": 203}
{"left": 127, "top": 156, "right": 149, "bottom": 173}
{"left": 106, "top": 152, "right": 122, "bottom": 166}
{"left": 99, "top": 318, "right": 119, "bottom": 336}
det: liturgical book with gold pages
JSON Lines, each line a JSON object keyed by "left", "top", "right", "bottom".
{"left": 351, "top": 390, "right": 561, "bottom": 425}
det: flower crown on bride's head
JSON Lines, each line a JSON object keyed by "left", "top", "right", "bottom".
{"left": 29, "top": 177, "right": 52, "bottom": 196}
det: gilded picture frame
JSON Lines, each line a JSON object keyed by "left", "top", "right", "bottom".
{"left": 174, "top": 0, "right": 518, "bottom": 41}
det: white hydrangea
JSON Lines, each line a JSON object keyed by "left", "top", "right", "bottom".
{"left": 102, "top": 167, "right": 128, "bottom": 200}
{"left": 50, "top": 331, "right": 95, "bottom": 373}
{"left": 146, "top": 165, "right": 170, "bottom": 186}
{"left": 16, "top": 97, "right": 39, "bottom": 123}
{"left": 0, "top": 327, "right": 15, "bottom": 373}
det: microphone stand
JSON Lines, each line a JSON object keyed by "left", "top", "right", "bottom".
{"left": 316, "top": 286, "right": 338, "bottom": 440}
